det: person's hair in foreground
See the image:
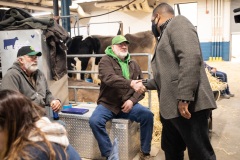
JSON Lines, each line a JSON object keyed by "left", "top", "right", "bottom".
{"left": 0, "top": 89, "right": 65, "bottom": 160}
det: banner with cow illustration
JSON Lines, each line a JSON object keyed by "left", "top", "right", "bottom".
{"left": 0, "top": 29, "right": 69, "bottom": 105}
{"left": 0, "top": 29, "right": 44, "bottom": 76}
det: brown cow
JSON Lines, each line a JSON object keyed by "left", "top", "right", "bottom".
{"left": 125, "top": 30, "right": 156, "bottom": 78}
{"left": 68, "top": 79, "right": 99, "bottom": 102}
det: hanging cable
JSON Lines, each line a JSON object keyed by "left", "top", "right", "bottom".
{"left": 73, "top": 0, "right": 137, "bottom": 35}
{"left": 79, "top": 0, "right": 137, "bottom": 20}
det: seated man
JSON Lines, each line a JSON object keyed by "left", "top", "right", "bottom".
{"left": 1, "top": 46, "right": 61, "bottom": 117}
{"left": 204, "top": 62, "right": 234, "bottom": 99}
{"left": 89, "top": 35, "right": 154, "bottom": 160}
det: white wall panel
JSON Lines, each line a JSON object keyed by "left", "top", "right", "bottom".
{"left": 86, "top": 10, "right": 152, "bottom": 35}
{"left": 77, "top": 0, "right": 231, "bottom": 42}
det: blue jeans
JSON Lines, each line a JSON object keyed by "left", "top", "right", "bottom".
{"left": 89, "top": 103, "right": 154, "bottom": 157}
{"left": 211, "top": 71, "right": 230, "bottom": 94}
{"left": 66, "top": 144, "right": 82, "bottom": 160}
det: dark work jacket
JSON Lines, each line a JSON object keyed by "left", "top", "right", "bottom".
{"left": 1, "top": 62, "right": 54, "bottom": 107}
{"left": 97, "top": 55, "right": 144, "bottom": 114}
{"left": 0, "top": 8, "right": 69, "bottom": 80}
{"left": 45, "top": 21, "right": 69, "bottom": 80}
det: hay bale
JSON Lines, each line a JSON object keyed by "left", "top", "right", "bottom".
{"left": 140, "top": 91, "right": 162, "bottom": 144}
{"left": 205, "top": 69, "right": 227, "bottom": 91}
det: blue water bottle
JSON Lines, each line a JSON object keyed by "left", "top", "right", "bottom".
{"left": 53, "top": 111, "right": 59, "bottom": 120}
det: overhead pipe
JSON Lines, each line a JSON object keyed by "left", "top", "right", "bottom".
{"left": 16, "top": 0, "right": 41, "bottom": 3}
{"left": 0, "top": 1, "right": 73, "bottom": 14}
{"left": 13, "top": 0, "right": 89, "bottom": 18}
{"left": 218, "top": 0, "right": 223, "bottom": 60}
{"left": 135, "top": 3, "right": 142, "bottom": 11}
{"left": 53, "top": 0, "right": 59, "bottom": 23}
{"left": 214, "top": 0, "right": 218, "bottom": 60}
{"left": 212, "top": 0, "right": 223, "bottom": 60}
{"left": 0, "top": 1, "right": 55, "bottom": 12}
{"left": 76, "top": 4, "right": 90, "bottom": 17}
{"left": 95, "top": 0, "right": 138, "bottom": 7}
{"left": 220, "top": 0, "right": 223, "bottom": 60}
{"left": 217, "top": 0, "right": 220, "bottom": 58}
{"left": 53, "top": 0, "right": 59, "bottom": 16}
{"left": 128, "top": 4, "right": 137, "bottom": 11}
{"left": 215, "top": 0, "right": 218, "bottom": 59}
{"left": 141, "top": 0, "right": 152, "bottom": 12}
{"left": 211, "top": 0, "right": 217, "bottom": 60}
{"left": 61, "top": 0, "right": 71, "bottom": 32}
{"left": 95, "top": 0, "right": 153, "bottom": 12}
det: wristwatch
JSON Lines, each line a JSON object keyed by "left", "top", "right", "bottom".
{"left": 178, "top": 99, "right": 190, "bottom": 104}
{"left": 142, "top": 79, "right": 148, "bottom": 86}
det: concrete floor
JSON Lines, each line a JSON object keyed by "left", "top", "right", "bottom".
{"left": 82, "top": 61, "right": 240, "bottom": 160}
{"left": 146, "top": 61, "right": 240, "bottom": 160}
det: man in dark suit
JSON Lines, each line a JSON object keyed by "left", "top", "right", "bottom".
{"left": 138, "top": 3, "right": 217, "bottom": 160}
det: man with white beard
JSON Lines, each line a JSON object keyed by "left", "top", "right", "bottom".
{"left": 89, "top": 35, "right": 154, "bottom": 160}
{"left": 1, "top": 46, "right": 83, "bottom": 160}
{"left": 1, "top": 46, "right": 61, "bottom": 116}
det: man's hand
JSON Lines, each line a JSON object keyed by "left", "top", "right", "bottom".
{"left": 211, "top": 67, "right": 217, "bottom": 73}
{"left": 50, "top": 99, "right": 61, "bottom": 112}
{"left": 121, "top": 100, "right": 134, "bottom": 113}
{"left": 130, "top": 80, "right": 146, "bottom": 94}
{"left": 178, "top": 101, "right": 191, "bottom": 119}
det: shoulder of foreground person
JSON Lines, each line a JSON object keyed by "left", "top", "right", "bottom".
{"left": 22, "top": 142, "right": 67, "bottom": 160}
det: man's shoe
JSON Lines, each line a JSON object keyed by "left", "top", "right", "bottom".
{"left": 228, "top": 93, "right": 234, "bottom": 97}
{"left": 139, "top": 152, "right": 154, "bottom": 160}
{"left": 221, "top": 94, "right": 230, "bottom": 99}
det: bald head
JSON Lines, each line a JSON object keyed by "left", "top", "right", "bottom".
{"left": 153, "top": 3, "right": 174, "bottom": 17}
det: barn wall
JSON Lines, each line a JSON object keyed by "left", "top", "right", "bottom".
{"left": 80, "top": 10, "right": 152, "bottom": 35}
{"left": 76, "top": 0, "right": 233, "bottom": 61}
{"left": 231, "top": 0, "right": 240, "bottom": 33}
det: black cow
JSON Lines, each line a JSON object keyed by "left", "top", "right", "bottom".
{"left": 67, "top": 36, "right": 101, "bottom": 80}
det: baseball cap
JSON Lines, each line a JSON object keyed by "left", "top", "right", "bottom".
{"left": 17, "top": 46, "right": 42, "bottom": 57}
{"left": 111, "top": 35, "right": 130, "bottom": 45}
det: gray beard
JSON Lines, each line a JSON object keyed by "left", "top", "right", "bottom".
{"left": 116, "top": 51, "right": 128, "bottom": 59}
{"left": 28, "top": 65, "right": 38, "bottom": 72}
{"left": 25, "top": 63, "right": 38, "bottom": 73}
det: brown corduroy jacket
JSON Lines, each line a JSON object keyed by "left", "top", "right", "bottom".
{"left": 97, "top": 55, "right": 145, "bottom": 114}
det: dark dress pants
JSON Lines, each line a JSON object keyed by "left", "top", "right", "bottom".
{"left": 160, "top": 109, "right": 216, "bottom": 160}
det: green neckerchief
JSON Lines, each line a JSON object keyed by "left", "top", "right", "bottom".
{"left": 105, "top": 46, "right": 130, "bottom": 79}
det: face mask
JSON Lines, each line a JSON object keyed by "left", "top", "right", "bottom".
{"left": 152, "top": 21, "right": 160, "bottom": 37}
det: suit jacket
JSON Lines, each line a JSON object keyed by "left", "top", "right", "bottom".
{"left": 146, "top": 15, "right": 217, "bottom": 119}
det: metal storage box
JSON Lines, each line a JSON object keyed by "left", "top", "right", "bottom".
{"left": 59, "top": 104, "right": 140, "bottom": 160}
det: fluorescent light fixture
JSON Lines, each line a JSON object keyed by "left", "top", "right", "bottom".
{"left": 0, "top": 7, "right": 10, "bottom": 10}
{"left": 31, "top": 12, "right": 52, "bottom": 17}
{"left": 72, "top": 0, "right": 107, "bottom": 3}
